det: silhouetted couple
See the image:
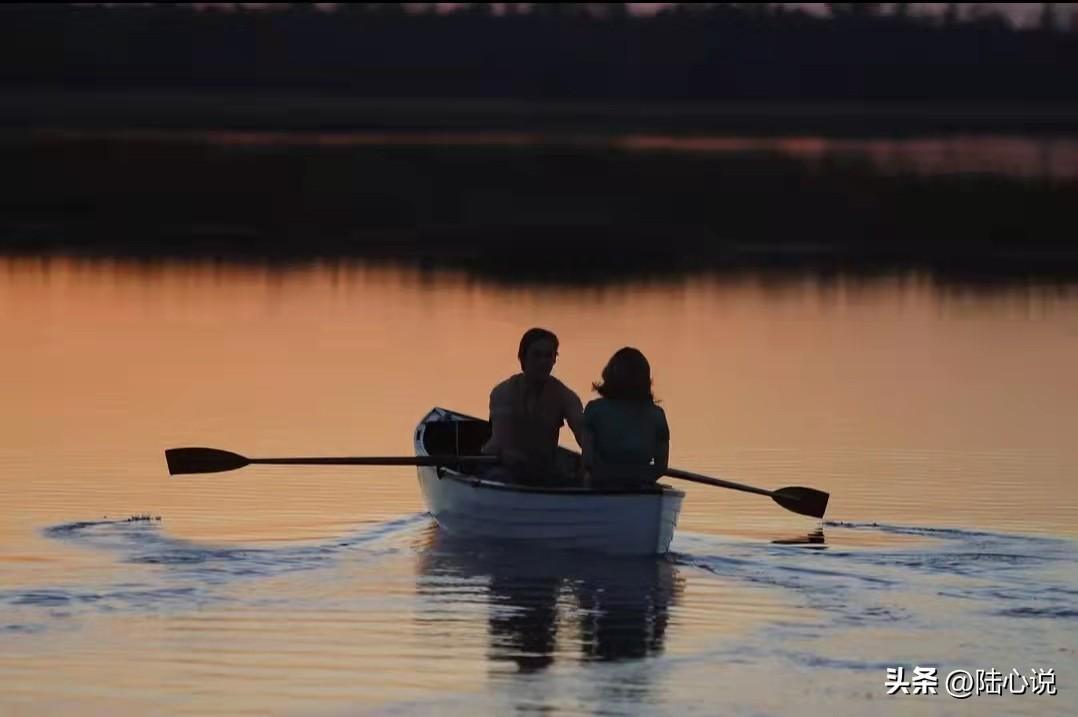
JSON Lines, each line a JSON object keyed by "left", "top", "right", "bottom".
{"left": 481, "top": 327, "right": 669, "bottom": 489}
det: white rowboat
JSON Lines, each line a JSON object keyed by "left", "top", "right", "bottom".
{"left": 414, "top": 407, "right": 685, "bottom": 556}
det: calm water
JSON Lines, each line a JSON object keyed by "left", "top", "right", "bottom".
{"left": 2, "top": 258, "right": 1077, "bottom": 715}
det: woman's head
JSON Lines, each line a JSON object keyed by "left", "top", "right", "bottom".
{"left": 593, "top": 347, "right": 654, "bottom": 402}
{"left": 518, "top": 327, "right": 559, "bottom": 380}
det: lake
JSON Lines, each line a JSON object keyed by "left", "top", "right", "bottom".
{"left": 1, "top": 257, "right": 1076, "bottom": 715}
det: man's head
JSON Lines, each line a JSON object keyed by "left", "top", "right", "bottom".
{"left": 517, "top": 327, "right": 559, "bottom": 381}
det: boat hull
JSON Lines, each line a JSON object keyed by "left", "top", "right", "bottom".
{"left": 414, "top": 407, "right": 684, "bottom": 556}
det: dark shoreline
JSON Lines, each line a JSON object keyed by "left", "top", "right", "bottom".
{"left": 4, "top": 91, "right": 1078, "bottom": 137}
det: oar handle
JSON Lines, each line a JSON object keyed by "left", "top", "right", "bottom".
{"left": 662, "top": 467, "right": 774, "bottom": 497}
{"left": 250, "top": 455, "right": 498, "bottom": 467}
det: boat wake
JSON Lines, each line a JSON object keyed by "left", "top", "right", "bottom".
{"left": 668, "top": 521, "right": 1078, "bottom": 682}
{"left": 675, "top": 521, "right": 1076, "bottom": 611}
{"left": 1, "top": 514, "right": 429, "bottom": 633}
{"left": 43, "top": 513, "right": 428, "bottom": 575}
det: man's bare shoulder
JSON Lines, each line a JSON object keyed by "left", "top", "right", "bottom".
{"left": 548, "top": 375, "right": 583, "bottom": 407}
{"left": 490, "top": 374, "right": 523, "bottom": 401}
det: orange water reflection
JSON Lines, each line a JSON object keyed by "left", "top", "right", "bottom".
{"left": 3, "top": 256, "right": 1078, "bottom": 716}
{"left": 2, "top": 257, "right": 1077, "bottom": 573}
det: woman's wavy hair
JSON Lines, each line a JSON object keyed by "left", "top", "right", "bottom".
{"left": 592, "top": 347, "right": 655, "bottom": 402}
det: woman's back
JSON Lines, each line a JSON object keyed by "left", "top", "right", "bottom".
{"left": 585, "top": 398, "right": 668, "bottom": 465}
{"left": 584, "top": 346, "right": 670, "bottom": 488}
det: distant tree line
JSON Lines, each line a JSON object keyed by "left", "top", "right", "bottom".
{"left": 0, "top": 2, "right": 1076, "bottom": 101}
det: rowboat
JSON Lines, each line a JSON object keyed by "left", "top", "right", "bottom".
{"left": 167, "top": 416, "right": 824, "bottom": 549}
{"left": 413, "top": 407, "right": 685, "bottom": 556}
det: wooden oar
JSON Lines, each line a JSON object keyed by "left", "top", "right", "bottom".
{"left": 165, "top": 447, "right": 497, "bottom": 476}
{"left": 662, "top": 467, "right": 829, "bottom": 519}
{"left": 165, "top": 448, "right": 829, "bottom": 518}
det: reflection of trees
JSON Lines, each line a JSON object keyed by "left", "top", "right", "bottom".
{"left": 7, "top": 135, "right": 1074, "bottom": 275}
{"left": 415, "top": 528, "right": 682, "bottom": 676}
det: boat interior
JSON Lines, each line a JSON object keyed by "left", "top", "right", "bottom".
{"left": 421, "top": 415, "right": 493, "bottom": 458}
{"left": 422, "top": 413, "right": 581, "bottom": 472}
{"left": 421, "top": 412, "right": 665, "bottom": 494}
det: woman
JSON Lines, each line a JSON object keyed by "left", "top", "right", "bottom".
{"left": 583, "top": 347, "right": 669, "bottom": 489}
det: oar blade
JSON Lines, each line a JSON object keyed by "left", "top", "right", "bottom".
{"left": 166, "top": 447, "right": 250, "bottom": 476}
{"left": 771, "top": 486, "right": 830, "bottom": 519}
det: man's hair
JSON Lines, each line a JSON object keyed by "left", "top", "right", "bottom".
{"left": 518, "top": 327, "right": 559, "bottom": 365}
{"left": 593, "top": 347, "right": 654, "bottom": 402}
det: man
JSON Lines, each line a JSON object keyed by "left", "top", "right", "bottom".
{"left": 482, "top": 327, "right": 591, "bottom": 484}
